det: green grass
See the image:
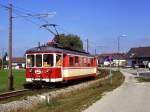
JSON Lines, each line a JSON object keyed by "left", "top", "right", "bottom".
{"left": 29, "top": 70, "right": 124, "bottom": 112}
{"left": 0, "top": 69, "right": 25, "bottom": 92}
{"left": 136, "top": 77, "right": 150, "bottom": 82}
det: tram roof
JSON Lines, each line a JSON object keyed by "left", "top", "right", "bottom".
{"left": 26, "top": 46, "right": 94, "bottom": 57}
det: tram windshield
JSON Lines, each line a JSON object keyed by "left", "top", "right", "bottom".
{"left": 27, "top": 55, "right": 34, "bottom": 67}
{"left": 36, "top": 55, "right": 42, "bottom": 67}
{"left": 43, "top": 54, "right": 53, "bottom": 67}
{"left": 26, "top": 54, "right": 60, "bottom": 67}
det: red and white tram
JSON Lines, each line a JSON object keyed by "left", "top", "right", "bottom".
{"left": 25, "top": 46, "right": 97, "bottom": 83}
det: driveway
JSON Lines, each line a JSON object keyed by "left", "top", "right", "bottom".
{"left": 84, "top": 71, "right": 150, "bottom": 112}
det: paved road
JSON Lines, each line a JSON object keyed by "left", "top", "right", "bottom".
{"left": 84, "top": 71, "right": 150, "bottom": 112}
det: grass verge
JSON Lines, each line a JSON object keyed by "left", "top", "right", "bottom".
{"left": 29, "top": 70, "right": 124, "bottom": 112}
{"left": 0, "top": 69, "right": 25, "bottom": 93}
{"left": 136, "top": 77, "right": 150, "bottom": 82}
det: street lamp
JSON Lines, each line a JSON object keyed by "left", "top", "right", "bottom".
{"left": 117, "top": 34, "right": 127, "bottom": 70}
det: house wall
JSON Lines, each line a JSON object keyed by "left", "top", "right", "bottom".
{"left": 127, "top": 58, "right": 150, "bottom": 68}
{"left": 12, "top": 62, "right": 25, "bottom": 69}
{"left": 103, "top": 60, "right": 127, "bottom": 67}
{"left": 113, "top": 59, "right": 127, "bottom": 67}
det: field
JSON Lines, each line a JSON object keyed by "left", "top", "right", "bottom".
{"left": 0, "top": 69, "right": 26, "bottom": 93}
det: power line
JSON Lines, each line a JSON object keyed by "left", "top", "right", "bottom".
{"left": 40, "top": 24, "right": 57, "bottom": 36}
{"left": 0, "top": 3, "right": 72, "bottom": 36}
{"left": 13, "top": 11, "right": 40, "bottom": 27}
{"left": 12, "top": 5, "right": 56, "bottom": 23}
{"left": 0, "top": 3, "right": 54, "bottom": 24}
{"left": 57, "top": 26, "right": 70, "bottom": 34}
{"left": 13, "top": 8, "right": 49, "bottom": 23}
{"left": 0, "top": 3, "right": 9, "bottom": 9}
{"left": 0, "top": 3, "right": 56, "bottom": 30}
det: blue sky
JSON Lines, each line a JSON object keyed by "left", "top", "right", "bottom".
{"left": 1, "top": 0, "right": 150, "bottom": 56}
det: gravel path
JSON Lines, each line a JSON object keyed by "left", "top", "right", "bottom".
{"left": 84, "top": 71, "right": 150, "bottom": 112}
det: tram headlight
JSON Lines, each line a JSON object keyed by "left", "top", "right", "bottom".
{"left": 29, "top": 69, "right": 33, "bottom": 73}
{"left": 46, "top": 69, "right": 50, "bottom": 73}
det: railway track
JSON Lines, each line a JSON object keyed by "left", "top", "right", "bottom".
{"left": 0, "top": 89, "right": 29, "bottom": 101}
{"left": 0, "top": 75, "right": 109, "bottom": 103}
{"left": 0, "top": 73, "right": 107, "bottom": 101}
{"left": 0, "top": 78, "right": 95, "bottom": 101}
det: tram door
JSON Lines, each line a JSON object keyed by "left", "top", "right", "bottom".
{"left": 50, "top": 54, "right": 63, "bottom": 81}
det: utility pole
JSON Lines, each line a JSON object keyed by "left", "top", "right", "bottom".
{"left": 95, "top": 48, "right": 96, "bottom": 55}
{"left": 8, "top": 4, "right": 14, "bottom": 90}
{"left": 117, "top": 35, "right": 127, "bottom": 70}
{"left": 117, "top": 36, "right": 120, "bottom": 54}
{"left": 86, "top": 39, "right": 89, "bottom": 53}
{"left": 110, "top": 61, "right": 112, "bottom": 84}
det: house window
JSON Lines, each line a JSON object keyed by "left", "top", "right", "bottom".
{"left": 27, "top": 55, "right": 34, "bottom": 67}
{"left": 43, "top": 54, "right": 53, "bottom": 67}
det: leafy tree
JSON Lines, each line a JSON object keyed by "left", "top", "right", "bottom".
{"left": 0, "top": 58, "right": 2, "bottom": 69}
{"left": 54, "top": 34, "right": 83, "bottom": 51}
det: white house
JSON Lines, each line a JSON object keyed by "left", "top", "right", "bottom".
{"left": 12, "top": 57, "right": 25, "bottom": 69}
{"left": 97, "top": 53, "right": 127, "bottom": 67}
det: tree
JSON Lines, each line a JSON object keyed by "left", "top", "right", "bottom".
{"left": 0, "top": 58, "right": 2, "bottom": 69}
{"left": 54, "top": 34, "right": 83, "bottom": 51}
{"left": 3, "top": 52, "right": 8, "bottom": 66}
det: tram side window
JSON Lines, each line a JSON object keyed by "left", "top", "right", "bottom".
{"left": 56, "top": 54, "right": 62, "bottom": 67}
{"left": 91, "top": 58, "right": 94, "bottom": 66}
{"left": 43, "top": 54, "right": 53, "bottom": 67}
{"left": 75, "top": 56, "right": 78, "bottom": 66}
{"left": 80, "top": 57, "right": 83, "bottom": 66}
{"left": 87, "top": 58, "right": 91, "bottom": 67}
{"left": 27, "top": 55, "right": 34, "bottom": 67}
{"left": 36, "top": 55, "right": 42, "bottom": 67}
{"left": 83, "top": 57, "right": 88, "bottom": 67}
{"left": 69, "top": 57, "right": 74, "bottom": 66}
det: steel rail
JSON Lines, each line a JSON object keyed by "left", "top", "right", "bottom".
{"left": 0, "top": 89, "right": 29, "bottom": 100}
